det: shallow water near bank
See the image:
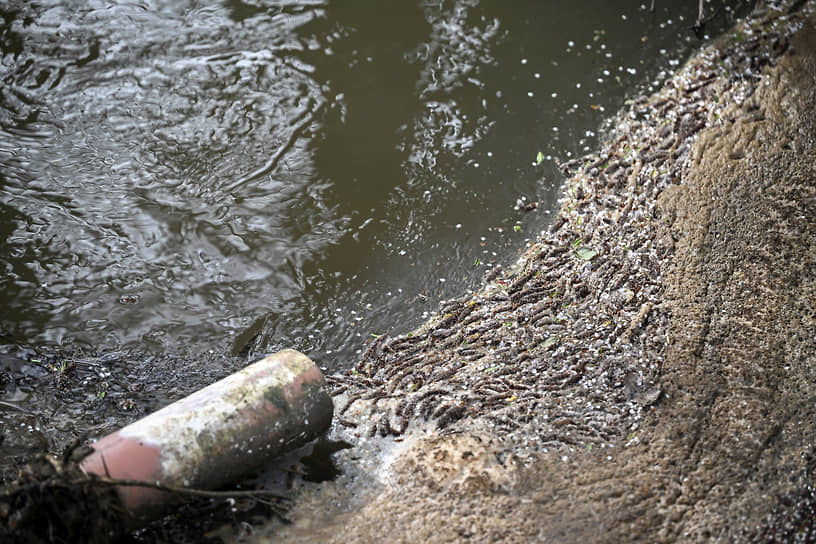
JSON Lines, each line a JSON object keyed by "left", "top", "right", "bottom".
{"left": 0, "top": 1, "right": 753, "bottom": 370}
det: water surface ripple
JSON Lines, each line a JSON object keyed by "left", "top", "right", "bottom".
{"left": 0, "top": 0, "right": 752, "bottom": 370}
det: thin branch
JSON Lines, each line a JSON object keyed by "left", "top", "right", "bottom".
{"left": 85, "top": 476, "right": 292, "bottom": 503}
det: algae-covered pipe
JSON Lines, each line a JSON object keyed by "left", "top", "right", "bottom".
{"left": 81, "top": 349, "right": 333, "bottom": 523}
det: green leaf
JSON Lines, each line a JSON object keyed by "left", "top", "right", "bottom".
{"left": 536, "top": 151, "right": 544, "bottom": 164}
{"left": 575, "top": 248, "right": 597, "bottom": 261}
{"left": 542, "top": 336, "right": 557, "bottom": 349}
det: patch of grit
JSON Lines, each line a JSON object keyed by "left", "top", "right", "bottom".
{"left": 265, "top": 2, "right": 816, "bottom": 542}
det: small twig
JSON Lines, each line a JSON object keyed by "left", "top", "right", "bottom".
{"left": 0, "top": 400, "right": 33, "bottom": 414}
{"left": 86, "top": 475, "right": 291, "bottom": 502}
{"left": 694, "top": 1, "right": 721, "bottom": 34}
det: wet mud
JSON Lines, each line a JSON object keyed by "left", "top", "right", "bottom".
{"left": 262, "top": 1, "right": 816, "bottom": 542}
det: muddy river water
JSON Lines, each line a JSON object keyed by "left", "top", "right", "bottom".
{"left": 0, "top": 0, "right": 753, "bottom": 367}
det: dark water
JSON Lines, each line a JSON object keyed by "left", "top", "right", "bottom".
{"left": 0, "top": 0, "right": 753, "bottom": 373}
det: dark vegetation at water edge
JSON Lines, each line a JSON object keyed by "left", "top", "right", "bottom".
{"left": 0, "top": 448, "right": 295, "bottom": 544}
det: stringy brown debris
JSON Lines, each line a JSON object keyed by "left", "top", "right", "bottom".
{"left": 0, "top": 453, "right": 125, "bottom": 544}
{"left": 328, "top": 2, "right": 802, "bottom": 455}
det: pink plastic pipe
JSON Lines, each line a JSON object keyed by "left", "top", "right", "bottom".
{"left": 81, "top": 349, "right": 333, "bottom": 523}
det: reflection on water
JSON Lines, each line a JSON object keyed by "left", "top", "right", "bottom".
{"left": 0, "top": 0, "right": 752, "bottom": 371}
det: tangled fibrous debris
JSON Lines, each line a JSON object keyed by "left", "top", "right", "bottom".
{"left": 328, "top": 1, "right": 806, "bottom": 457}
{"left": 0, "top": 447, "right": 292, "bottom": 544}
{"left": 0, "top": 452, "right": 125, "bottom": 544}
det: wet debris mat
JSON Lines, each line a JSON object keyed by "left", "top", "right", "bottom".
{"left": 0, "top": 451, "right": 125, "bottom": 544}
{"left": 328, "top": 0, "right": 809, "bottom": 457}
{"left": 0, "top": 448, "right": 293, "bottom": 544}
